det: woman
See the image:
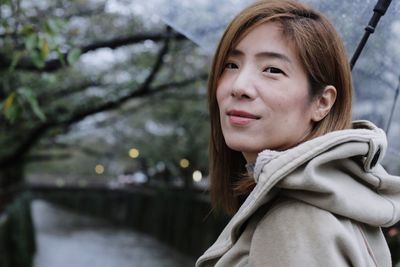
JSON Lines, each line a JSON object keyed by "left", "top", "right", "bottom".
{"left": 196, "top": 0, "right": 400, "bottom": 266}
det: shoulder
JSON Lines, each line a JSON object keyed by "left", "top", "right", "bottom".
{"left": 248, "top": 197, "right": 360, "bottom": 266}
{"left": 258, "top": 197, "right": 343, "bottom": 230}
{"left": 253, "top": 197, "right": 348, "bottom": 245}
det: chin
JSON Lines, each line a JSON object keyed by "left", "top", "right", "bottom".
{"left": 224, "top": 139, "right": 261, "bottom": 154}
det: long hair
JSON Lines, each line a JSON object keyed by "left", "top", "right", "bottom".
{"left": 208, "top": 0, "right": 353, "bottom": 214}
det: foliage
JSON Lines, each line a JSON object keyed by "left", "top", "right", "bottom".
{"left": 0, "top": 0, "right": 209, "bottom": 186}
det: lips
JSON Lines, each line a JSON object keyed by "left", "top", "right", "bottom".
{"left": 227, "top": 109, "right": 260, "bottom": 126}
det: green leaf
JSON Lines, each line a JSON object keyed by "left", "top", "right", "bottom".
{"left": 17, "top": 87, "right": 34, "bottom": 99}
{"left": 31, "top": 51, "right": 45, "bottom": 68}
{"left": 67, "top": 48, "right": 81, "bottom": 65}
{"left": 21, "top": 24, "right": 35, "bottom": 35}
{"left": 4, "top": 105, "right": 20, "bottom": 123}
{"left": 25, "top": 33, "right": 38, "bottom": 51}
{"left": 42, "top": 73, "right": 57, "bottom": 84}
{"left": 9, "top": 51, "right": 24, "bottom": 71}
{"left": 54, "top": 18, "right": 66, "bottom": 31}
{"left": 29, "top": 99, "right": 46, "bottom": 121}
{"left": 18, "top": 88, "right": 46, "bottom": 121}
{"left": 45, "top": 19, "right": 64, "bottom": 35}
{"left": 45, "top": 20, "right": 56, "bottom": 35}
{"left": 40, "top": 38, "right": 49, "bottom": 60}
{"left": 0, "top": 0, "right": 11, "bottom": 6}
{"left": 56, "top": 47, "right": 66, "bottom": 66}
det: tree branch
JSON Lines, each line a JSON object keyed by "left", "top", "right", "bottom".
{"left": 0, "top": 5, "right": 106, "bottom": 39}
{"left": 38, "top": 80, "right": 103, "bottom": 103}
{"left": 1, "top": 30, "right": 186, "bottom": 72}
{"left": 35, "top": 142, "right": 110, "bottom": 158}
{"left": 25, "top": 154, "right": 71, "bottom": 162}
{"left": 0, "top": 68, "right": 207, "bottom": 169}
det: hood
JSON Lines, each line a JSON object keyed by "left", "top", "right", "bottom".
{"left": 251, "top": 120, "right": 400, "bottom": 227}
{"left": 196, "top": 121, "right": 400, "bottom": 265}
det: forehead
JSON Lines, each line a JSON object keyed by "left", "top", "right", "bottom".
{"left": 232, "top": 22, "right": 296, "bottom": 57}
{"left": 226, "top": 22, "right": 306, "bottom": 74}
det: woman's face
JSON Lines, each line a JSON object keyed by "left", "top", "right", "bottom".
{"left": 217, "top": 22, "right": 318, "bottom": 163}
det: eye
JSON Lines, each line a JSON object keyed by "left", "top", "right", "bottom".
{"left": 264, "top": 67, "right": 284, "bottom": 74}
{"left": 225, "top": 62, "right": 238, "bottom": 69}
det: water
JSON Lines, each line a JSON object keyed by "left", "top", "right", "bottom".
{"left": 32, "top": 200, "right": 195, "bottom": 267}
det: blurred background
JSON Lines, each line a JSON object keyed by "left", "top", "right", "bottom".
{"left": 0, "top": 0, "right": 399, "bottom": 267}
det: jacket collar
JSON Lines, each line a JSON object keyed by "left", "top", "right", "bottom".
{"left": 197, "top": 120, "right": 394, "bottom": 266}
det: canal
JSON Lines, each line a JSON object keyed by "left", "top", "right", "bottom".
{"left": 32, "top": 200, "right": 195, "bottom": 267}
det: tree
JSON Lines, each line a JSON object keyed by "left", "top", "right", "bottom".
{"left": 0, "top": 0, "right": 210, "bottom": 193}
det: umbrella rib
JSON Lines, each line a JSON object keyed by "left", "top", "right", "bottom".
{"left": 385, "top": 74, "right": 400, "bottom": 134}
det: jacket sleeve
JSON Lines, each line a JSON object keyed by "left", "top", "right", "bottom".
{"left": 248, "top": 198, "right": 377, "bottom": 267}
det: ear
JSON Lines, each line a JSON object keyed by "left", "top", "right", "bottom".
{"left": 311, "top": 85, "right": 337, "bottom": 122}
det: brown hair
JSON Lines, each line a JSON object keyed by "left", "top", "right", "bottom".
{"left": 208, "top": 0, "right": 353, "bottom": 214}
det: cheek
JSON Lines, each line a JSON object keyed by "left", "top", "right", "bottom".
{"left": 216, "top": 81, "right": 229, "bottom": 105}
{"left": 287, "top": 96, "right": 315, "bottom": 123}
{"left": 291, "top": 95, "right": 309, "bottom": 110}
{"left": 271, "top": 92, "right": 312, "bottom": 118}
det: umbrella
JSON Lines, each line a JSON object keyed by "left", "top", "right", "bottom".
{"left": 138, "top": 0, "right": 400, "bottom": 172}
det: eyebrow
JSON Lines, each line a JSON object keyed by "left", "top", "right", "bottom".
{"left": 229, "top": 49, "right": 292, "bottom": 63}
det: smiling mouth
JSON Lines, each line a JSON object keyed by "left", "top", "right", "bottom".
{"left": 227, "top": 110, "right": 260, "bottom": 119}
{"left": 227, "top": 110, "right": 260, "bottom": 126}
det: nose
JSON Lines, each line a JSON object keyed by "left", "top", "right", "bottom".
{"left": 231, "top": 68, "right": 256, "bottom": 100}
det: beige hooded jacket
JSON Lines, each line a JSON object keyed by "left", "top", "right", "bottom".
{"left": 196, "top": 121, "right": 400, "bottom": 267}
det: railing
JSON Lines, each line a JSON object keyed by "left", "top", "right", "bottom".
{"left": 29, "top": 183, "right": 229, "bottom": 258}
{"left": 0, "top": 192, "right": 36, "bottom": 267}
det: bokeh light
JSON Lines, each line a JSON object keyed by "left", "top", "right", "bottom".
{"left": 192, "top": 170, "right": 202, "bottom": 182}
{"left": 129, "top": 148, "right": 140, "bottom": 158}
{"left": 180, "top": 158, "right": 190, "bottom": 168}
{"left": 95, "top": 164, "right": 105, "bottom": 174}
